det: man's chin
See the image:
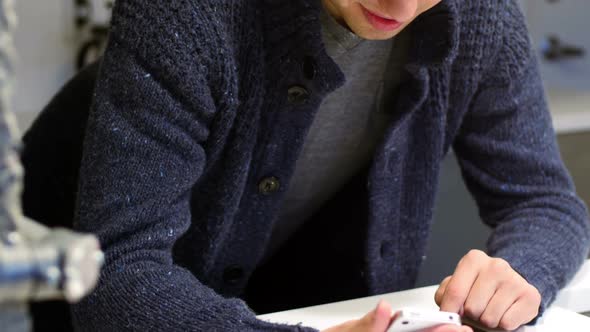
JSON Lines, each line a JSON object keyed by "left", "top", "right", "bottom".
{"left": 351, "top": 28, "right": 398, "bottom": 41}
{"left": 345, "top": 21, "right": 401, "bottom": 40}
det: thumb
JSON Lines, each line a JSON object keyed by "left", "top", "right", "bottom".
{"left": 361, "top": 300, "right": 392, "bottom": 332}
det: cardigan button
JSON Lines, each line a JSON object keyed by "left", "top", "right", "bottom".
{"left": 287, "top": 85, "right": 309, "bottom": 104}
{"left": 223, "top": 266, "right": 245, "bottom": 285}
{"left": 380, "top": 241, "right": 393, "bottom": 258}
{"left": 258, "top": 176, "right": 280, "bottom": 195}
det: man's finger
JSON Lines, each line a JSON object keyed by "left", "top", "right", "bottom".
{"left": 463, "top": 271, "right": 499, "bottom": 320}
{"left": 479, "top": 284, "right": 519, "bottom": 329}
{"left": 362, "top": 300, "right": 392, "bottom": 332}
{"left": 498, "top": 289, "right": 541, "bottom": 331}
{"left": 321, "top": 300, "right": 394, "bottom": 332}
{"left": 440, "top": 250, "right": 487, "bottom": 313}
{"left": 435, "top": 276, "right": 452, "bottom": 305}
{"left": 428, "top": 324, "right": 473, "bottom": 332}
{"left": 498, "top": 300, "right": 530, "bottom": 331}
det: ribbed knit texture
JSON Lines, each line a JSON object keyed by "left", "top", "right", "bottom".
{"left": 59, "top": 0, "right": 590, "bottom": 331}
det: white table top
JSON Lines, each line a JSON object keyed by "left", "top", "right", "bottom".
{"left": 259, "top": 261, "right": 590, "bottom": 331}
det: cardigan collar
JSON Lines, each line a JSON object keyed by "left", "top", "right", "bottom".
{"left": 407, "top": 0, "right": 460, "bottom": 68}
{"left": 261, "top": 0, "right": 460, "bottom": 68}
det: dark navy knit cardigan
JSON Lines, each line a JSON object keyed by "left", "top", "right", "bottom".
{"left": 56, "top": 0, "right": 590, "bottom": 330}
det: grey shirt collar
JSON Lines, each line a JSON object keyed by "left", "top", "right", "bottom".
{"left": 319, "top": 6, "right": 364, "bottom": 54}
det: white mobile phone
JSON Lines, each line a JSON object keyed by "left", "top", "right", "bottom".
{"left": 388, "top": 307, "right": 462, "bottom": 332}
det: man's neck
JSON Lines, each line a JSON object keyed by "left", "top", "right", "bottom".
{"left": 321, "top": 0, "right": 351, "bottom": 31}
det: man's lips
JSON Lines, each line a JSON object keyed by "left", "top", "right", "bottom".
{"left": 360, "top": 5, "right": 402, "bottom": 32}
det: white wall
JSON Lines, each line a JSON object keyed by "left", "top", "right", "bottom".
{"left": 524, "top": 0, "right": 590, "bottom": 91}
{"left": 13, "top": 0, "right": 78, "bottom": 131}
{"left": 522, "top": 0, "right": 590, "bottom": 134}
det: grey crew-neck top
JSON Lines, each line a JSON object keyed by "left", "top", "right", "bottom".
{"left": 263, "top": 8, "right": 410, "bottom": 262}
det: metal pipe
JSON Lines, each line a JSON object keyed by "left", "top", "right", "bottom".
{"left": 0, "top": 0, "right": 103, "bottom": 308}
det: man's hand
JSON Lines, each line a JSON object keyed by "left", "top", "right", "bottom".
{"left": 321, "top": 300, "right": 473, "bottom": 332}
{"left": 435, "top": 250, "right": 542, "bottom": 331}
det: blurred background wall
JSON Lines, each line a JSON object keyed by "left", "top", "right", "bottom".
{"left": 14, "top": 0, "right": 110, "bottom": 130}
{"left": 14, "top": 0, "right": 77, "bottom": 130}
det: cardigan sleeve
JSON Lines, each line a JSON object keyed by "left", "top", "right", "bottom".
{"left": 452, "top": 0, "right": 590, "bottom": 318}
{"left": 70, "top": 3, "right": 316, "bottom": 331}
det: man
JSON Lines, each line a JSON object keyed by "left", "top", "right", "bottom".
{"left": 21, "top": 0, "right": 590, "bottom": 331}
